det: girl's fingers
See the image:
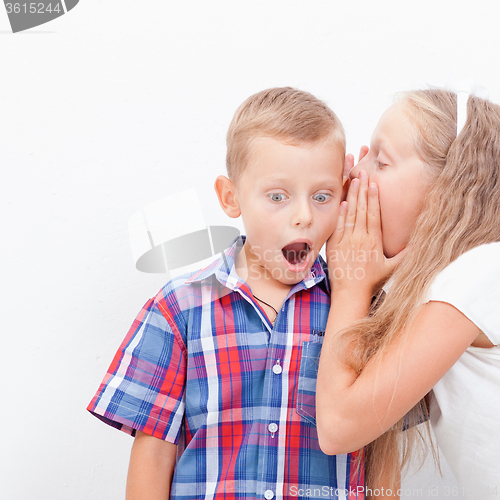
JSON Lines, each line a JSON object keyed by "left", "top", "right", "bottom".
{"left": 344, "top": 177, "right": 359, "bottom": 235}
{"left": 337, "top": 200, "right": 347, "bottom": 233}
{"left": 353, "top": 170, "right": 368, "bottom": 234}
{"left": 329, "top": 201, "right": 347, "bottom": 245}
{"left": 367, "top": 181, "right": 382, "bottom": 239}
{"left": 326, "top": 202, "right": 347, "bottom": 268}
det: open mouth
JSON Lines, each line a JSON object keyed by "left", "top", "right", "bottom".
{"left": 281, "top": 242, "right": 311, "bottom": 266}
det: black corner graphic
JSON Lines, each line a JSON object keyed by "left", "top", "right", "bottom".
{"left": 64, "top": 0, "right": 77, "bottom": 11}
{"left": 4, "top": 1, "right": 79, "bottom": 33}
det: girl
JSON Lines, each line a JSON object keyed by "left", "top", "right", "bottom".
{"left": 316, "top": 89, "right": 500, "bottom": 499}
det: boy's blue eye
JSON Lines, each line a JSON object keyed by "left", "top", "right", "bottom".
{"left": 269, "top": 193, "right": 287, "bottom": 202}
{"left": 376, "top": 161, "right": 387, "bottom": 169}
{"left": 313, "top": 193, "right": 330, "bottom": 203}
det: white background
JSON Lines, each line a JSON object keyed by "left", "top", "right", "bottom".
{"left": 1, "top": 1, "right": 499, "bottom": 498}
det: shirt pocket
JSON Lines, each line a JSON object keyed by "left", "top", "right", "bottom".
{"left": 296, "top": 339, "right": 323, "bottom": 426}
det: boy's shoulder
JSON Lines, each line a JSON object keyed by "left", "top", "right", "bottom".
{"left": 152, "top": 236, "right": 242, "bottom": 314}
{"left": 153, "top": 260, "right": 218, "bottom": 314}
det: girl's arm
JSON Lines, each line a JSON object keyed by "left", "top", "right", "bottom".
{"left": 316, "top": 172, "right": 480, "bottom": 455}
{"left": 317, "top": 294, "right": 479, "bottom": 454}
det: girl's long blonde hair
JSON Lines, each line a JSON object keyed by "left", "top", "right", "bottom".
{"left": 342, "top": 89, "right": 500, "bottom": 493}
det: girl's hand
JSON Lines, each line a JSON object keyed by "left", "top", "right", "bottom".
{"left": 326, "top": 169, "right": 406, "bottom": 297}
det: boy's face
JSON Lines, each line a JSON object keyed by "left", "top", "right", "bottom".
{"left": 231, "top": 136, "right": 345, "bottom": 286}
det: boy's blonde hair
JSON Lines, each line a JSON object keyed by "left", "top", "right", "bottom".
{"left": 226, "top": 87, "right": 345, "bottom": 183}
{"left": 340, "top": 89, "right": 500, "bottom": 496}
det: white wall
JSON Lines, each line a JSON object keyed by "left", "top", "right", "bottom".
{"left": 2, "top": 1, "right": 499, "bottom": 498}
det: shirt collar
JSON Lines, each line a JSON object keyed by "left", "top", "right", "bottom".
{"left": 185, "top": 235, "right": 330, "bottom": 295}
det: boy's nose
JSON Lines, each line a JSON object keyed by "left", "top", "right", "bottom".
{"left": 293, "top": 199, "right": 313, "bottom": 227}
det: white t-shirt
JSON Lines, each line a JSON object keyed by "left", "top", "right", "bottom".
{"left": 424, "top": 241, "right": 500, "bottom": 499}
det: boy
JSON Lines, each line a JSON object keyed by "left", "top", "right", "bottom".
{"left": 87, "top": 87, "right": 364, "bottom": 499}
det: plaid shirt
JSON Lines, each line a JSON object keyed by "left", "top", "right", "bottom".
{"left": 88, "top": 236, "right": 365, "bottom": 500}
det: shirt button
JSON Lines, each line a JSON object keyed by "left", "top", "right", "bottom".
{"left": 268, "top": 423, "right": 278, "bottom": 433}
{"left": 272, "top": 364, "right": 282, "bottom": 375}
{"left": 264, "top": 490, "right": 274, "bottom": 500}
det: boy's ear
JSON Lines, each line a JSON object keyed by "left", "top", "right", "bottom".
{"left": 214, "top": 175, "right": 241, "bottom": 218}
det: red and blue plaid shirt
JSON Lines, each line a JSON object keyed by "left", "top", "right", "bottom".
{"left": 88, "top": 236, "right": 365, "bottom": 500}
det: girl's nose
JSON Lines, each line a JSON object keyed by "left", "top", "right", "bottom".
{"left": 349, "top": 156, "right": 370, "bottom": 180}
{"left": 349, "top": 163, "right": 360, "bottom": 180}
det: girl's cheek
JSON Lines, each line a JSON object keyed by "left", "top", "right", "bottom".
{"left": 368, "top": 170, "right": 381, "bottom": 184}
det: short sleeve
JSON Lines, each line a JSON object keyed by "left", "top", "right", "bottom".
{"left": 87, "top": 297, "right": 187, "bottom": 443}
{"left": 425, "top": 242, "right": 500, "bottom": 345}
